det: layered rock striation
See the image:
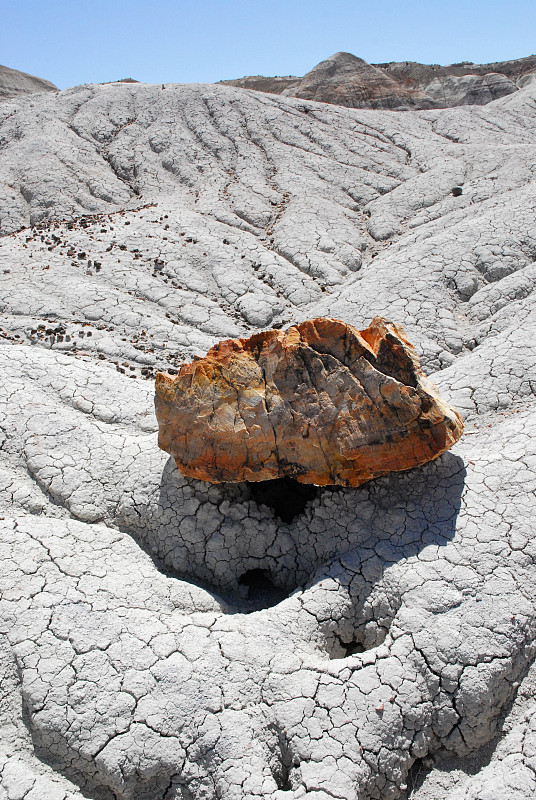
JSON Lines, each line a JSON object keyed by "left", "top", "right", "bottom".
{"left": 279, "top": 52, "right": 426, "bottom": 110}
{"left": 155, "top": 317, "right": 463, "bottom": 485}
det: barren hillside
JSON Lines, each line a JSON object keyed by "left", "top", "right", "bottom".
{"left": 221, "top": 51, "right": 536, "bottom": 109}
{"left": 0, "top": 64, "right": 57, "bottom": 100}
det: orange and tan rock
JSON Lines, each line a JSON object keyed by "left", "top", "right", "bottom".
{"left": 155, "top": 318, "right": 463, "bottom": 486}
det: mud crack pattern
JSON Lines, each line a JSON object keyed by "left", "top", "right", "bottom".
{"left": 0, "top": 80, "right": 536, "bottom": 799}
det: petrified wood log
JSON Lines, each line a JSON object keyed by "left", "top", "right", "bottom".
{"left": 155, "top": 318, "right": 463, "bottom": 486}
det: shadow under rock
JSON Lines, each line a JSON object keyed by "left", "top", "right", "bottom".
{"left": 300, "top": 450, "right": 467, "bottom": 656}
{"left": 130, "top": 451, "right": 467, "bottom": 614}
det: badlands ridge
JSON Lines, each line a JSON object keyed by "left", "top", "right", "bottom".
{"left": 0, "top": 70, "right": 535, "bottom": 800}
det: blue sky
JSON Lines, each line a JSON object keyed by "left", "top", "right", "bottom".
{"left": 2, "top": 0, "right": 535, "bottom": 89}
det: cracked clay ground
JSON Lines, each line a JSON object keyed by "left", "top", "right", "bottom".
{"left": 0, "top": 80, "right": 535, "bottom": 800}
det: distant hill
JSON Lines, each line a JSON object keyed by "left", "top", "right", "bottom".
{"left": 102, "top": 78, "right": 141, "bottom": 84}
{"left": 220, "top": 51, "right": 536, "bottom": 109}
{"left": 0, "top": 64, "right": 57, "bottom": 101}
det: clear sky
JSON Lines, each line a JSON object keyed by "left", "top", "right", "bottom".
{"left": 2, "top": 0, "right": 535, "bottom": 90}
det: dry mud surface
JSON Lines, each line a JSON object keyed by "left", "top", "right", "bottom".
{"left": 0, "top": 81, "right": 535, "bottom": 800}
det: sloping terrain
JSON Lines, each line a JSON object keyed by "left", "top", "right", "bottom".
{"left": 221, "top": 51, "right": 536, "bottom": 109}
{"left": 0, "top": 64, "right": 57, "bottom": 101}
{"left": 0, "top": 80, "right": 535, "bottom": 800}
{"left": 273, "top": 52, "right": 428, "bottom": 110}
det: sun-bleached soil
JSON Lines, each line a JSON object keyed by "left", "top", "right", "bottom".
{"left": 1, "top": 80, "right": 535, "bottom": 799}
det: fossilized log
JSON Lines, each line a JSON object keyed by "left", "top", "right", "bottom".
{"left": 155, "top": 317, "right": 463, "bottom": 486}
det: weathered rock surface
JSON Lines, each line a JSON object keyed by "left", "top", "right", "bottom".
{"left": 379, "top": 53, "right": 536, "bottom": 95}
{"left": 156, "top": 317, "right": 463, "bottom": 485}
{"left": 0, "top": 78, "right": 536, "bottom": 800}
{"left": 218, "top": 73, "right": 300, "bottom": 94}
{"left": 422, "top": 71, "right": 518, "bottom": 107}
{"left": 0, "top": 63, "right": 57, "bottom": 101}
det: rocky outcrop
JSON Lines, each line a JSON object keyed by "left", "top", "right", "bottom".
{"left": 218, "top": 74, "right": 300, "bottom": 94}
{"left": 416, "top": 71, "right": 518, "bottom": 107}
{"left": 0, "top": 64, "right": 57, "bottom": 101}
{"left": 280, "top": 52, "right": 430, "bottom": 110}
{"left": 155, "top": 317, "right": 463, "bottom": 485}
{"left": 379, "top": 53, "right": 536, "bottom": 91}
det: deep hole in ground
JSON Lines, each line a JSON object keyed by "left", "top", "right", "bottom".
{"left": 323, "top": 626, "right": 389, "bottom": 659}
{"left": 326, "top": 633, "right": 367, "bottom": 659}
{"left": 238, "top": 569, "right": 289, "bottom": 608}
{"left": 247, "top": 477, "right": 322, "bottom": 522}
{"left": 340, "top": 638, "right": 366, "bottom": 657}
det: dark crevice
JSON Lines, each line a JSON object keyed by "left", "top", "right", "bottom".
{"left": 406, "top": 756, "right": 427, "bottom": 796}
{"left": 270, "top": 722, "right": 296, "bottom": 791}
{"left": 339, "top": 638, "right": 366, "bottom": 657}
{"left": 325, "top": 632, "right": 369, "bottom": 659}
{"left": 275, "top": 761, "right": 293, "bottom": 792}
{"left": 246, "top": 477, "right": 321, "bottom": 522}
{"left": 238, "top": 569, "right": 288, "bottom": 609}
